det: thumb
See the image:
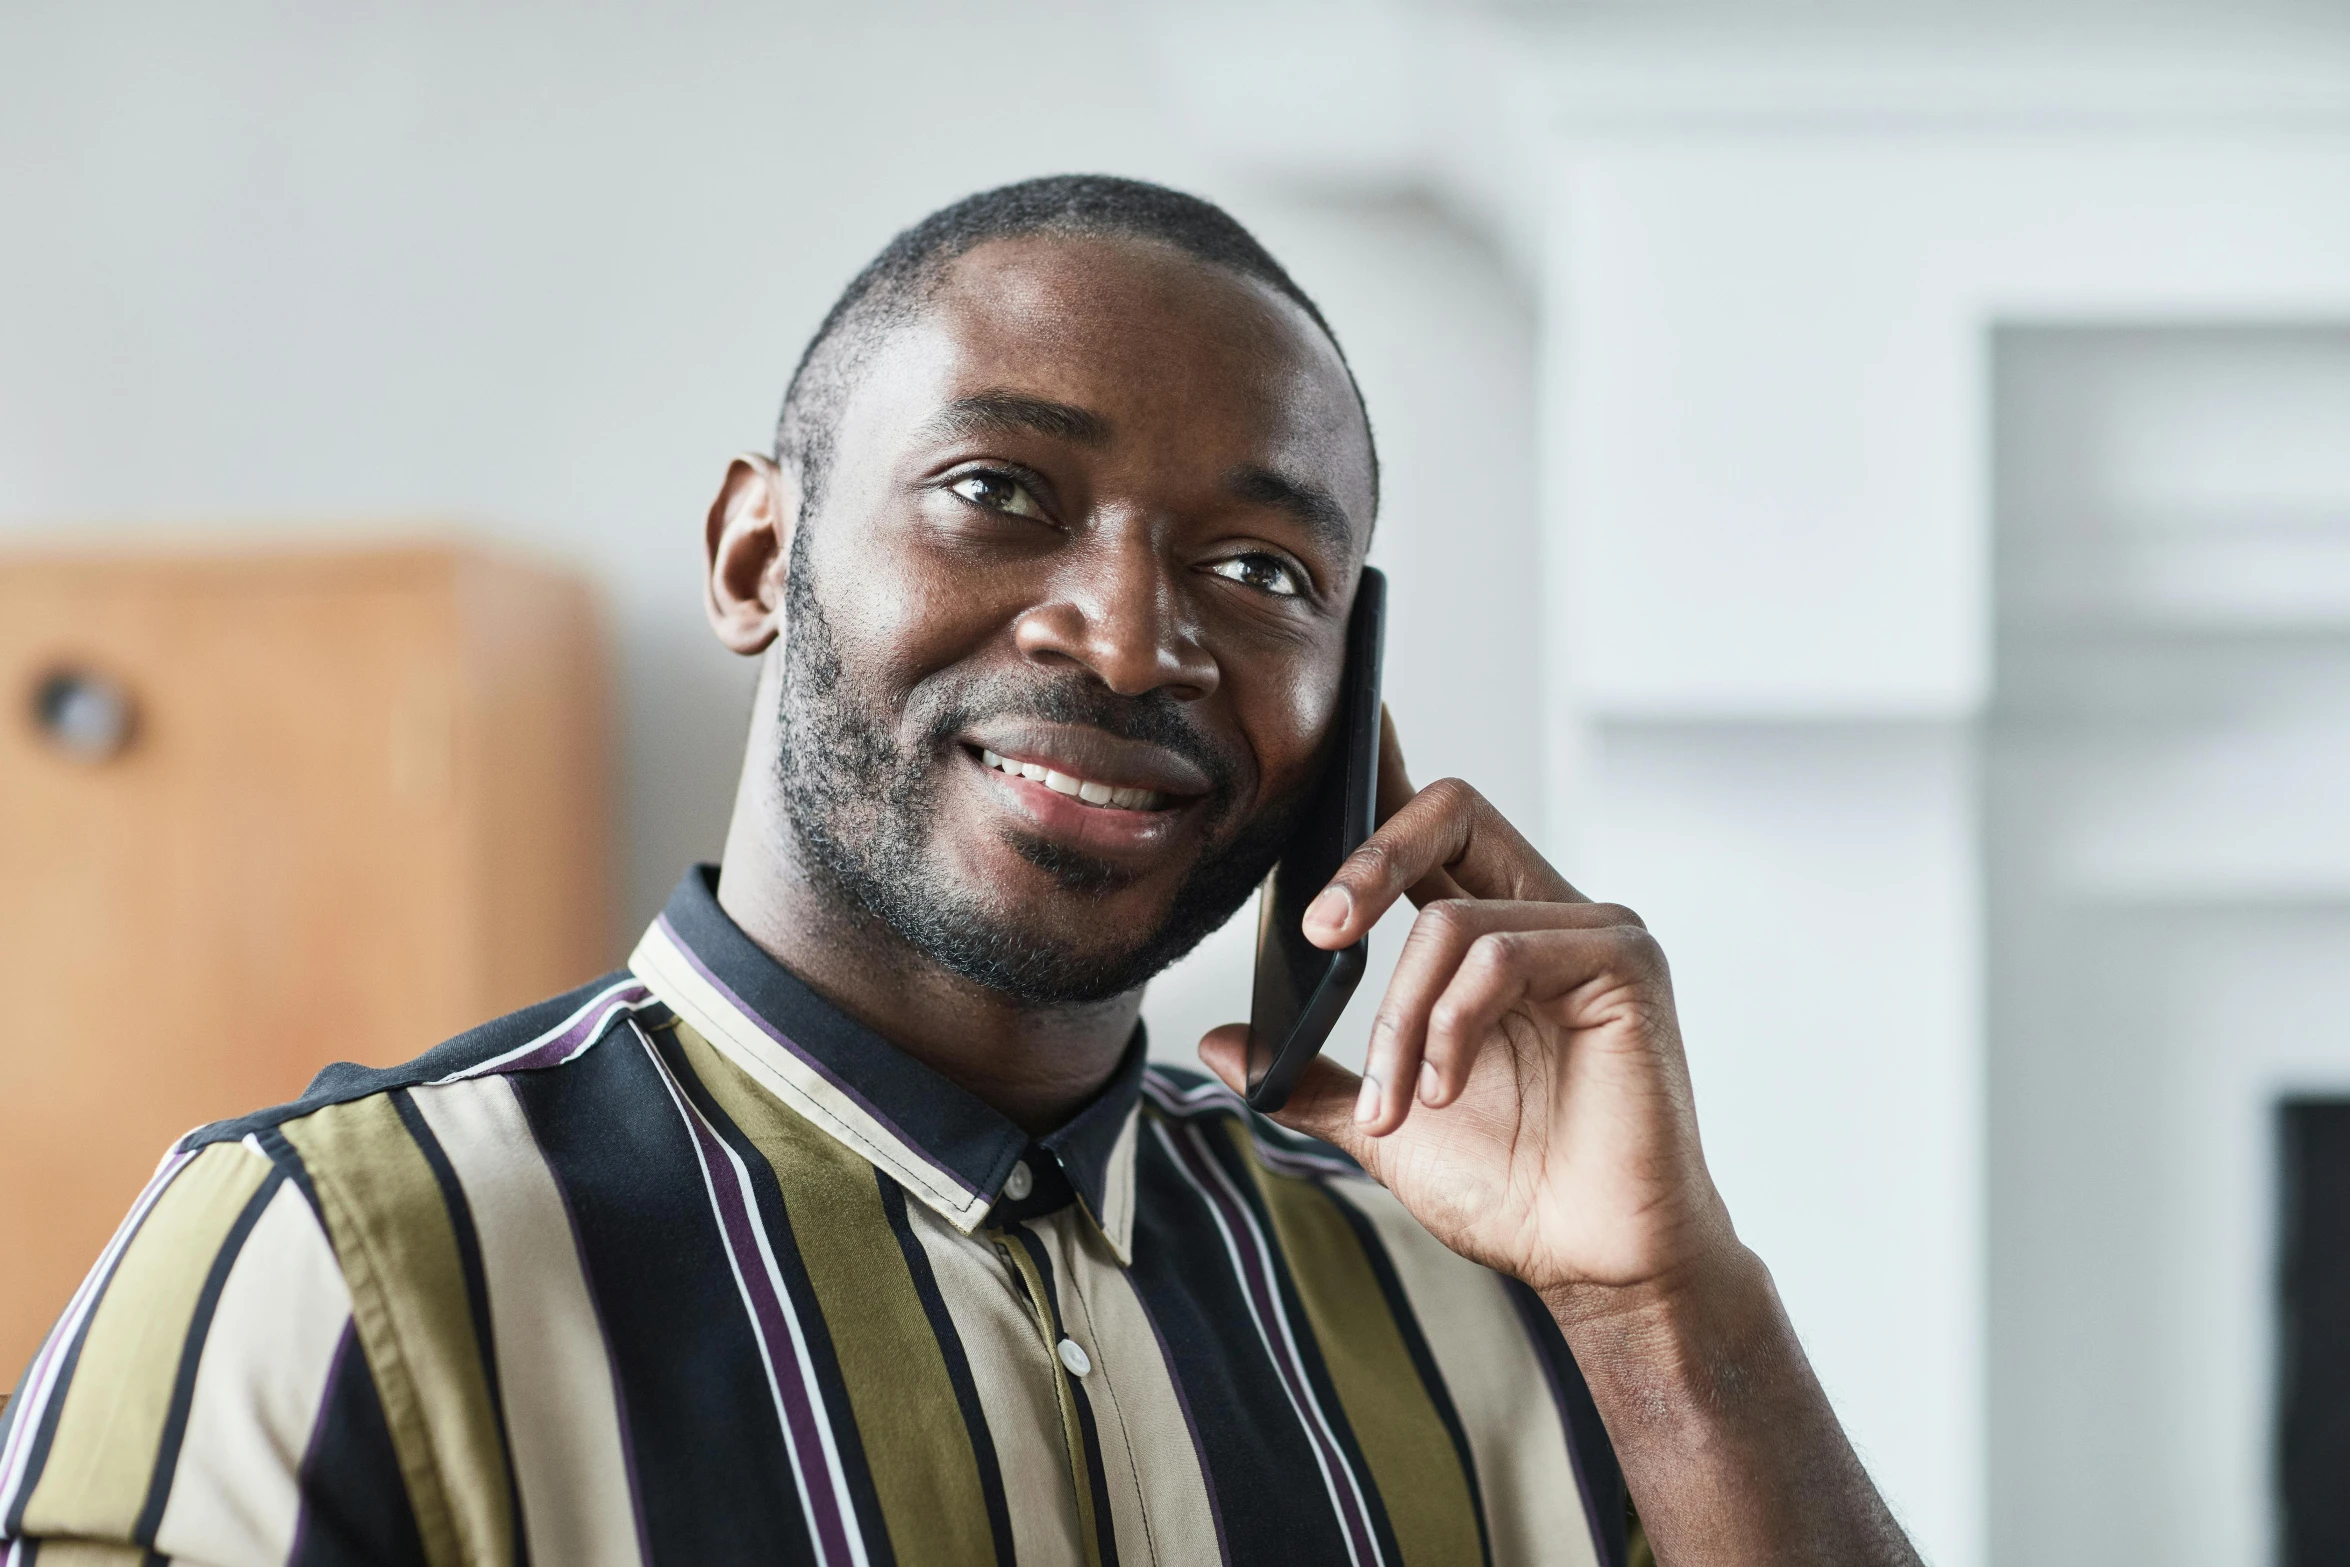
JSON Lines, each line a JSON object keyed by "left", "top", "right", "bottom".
{"left": 1198, "top": 1025, "right": 1381, "bottom": 1173}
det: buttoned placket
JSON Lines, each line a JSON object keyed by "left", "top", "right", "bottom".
{"left": 991, "top": 1214, "right": 1113, "bottom": 1567}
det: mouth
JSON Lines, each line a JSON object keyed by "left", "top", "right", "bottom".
{"left": 954, "top": 722, "right": 1220, "bottom": 864}
{"left": 976, "top": 748, "right": 1168, "bottom": 812}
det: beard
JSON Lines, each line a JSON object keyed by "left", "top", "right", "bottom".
{"left": 773, "top": 537, "right": 1303, "bottom": 1004}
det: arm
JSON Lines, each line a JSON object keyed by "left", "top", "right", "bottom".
{"left": 1201, "top": 716, "right": 1920, "bottom": 1567}
{"left": 0, "top": 1139, "right": 423, "bottom": 1567}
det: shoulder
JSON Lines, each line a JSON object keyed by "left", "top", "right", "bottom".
{"left": 178, "top": 971, "right": 659, "bottom": 1158}
{"left": 159, "top": 972, "right": 678, "bottom": 1293}
{"left": 1138, "top": 1062, "right": 1367, "bottom": 1180}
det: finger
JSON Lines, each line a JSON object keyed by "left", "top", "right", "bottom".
{"left": 1305, "top": 776, "right": 1584, "bottom": 949}
{"left": 1421, "top": 922, "right": 1667, "bottom": 1107}
{"left": 1197, "top": 1024, "right": 1379, "bottom": 1172}
{"left": 1375, "top": 707, "right": 1467, "bottom": 906}
{"left": 1356, "top": 900, "right": 1643, "bottom": 1133}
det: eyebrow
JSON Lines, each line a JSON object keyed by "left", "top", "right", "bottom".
{"left": 1225, "top": 464, "right": 1355, "bottom": 556}
{"left": 921, "top": 390, "right": 1111, "bottom": 447}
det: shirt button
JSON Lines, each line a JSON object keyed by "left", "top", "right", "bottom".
{"left": 1057, "top": 1337, "right": 1092, "bottom": 1377}
{"left": 1003, "top": 1160, "right": 1035, "bottom": 1201}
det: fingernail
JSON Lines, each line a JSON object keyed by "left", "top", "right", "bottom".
{"left": 1305, "top": 886, "right": 1351, "bottom": 932}
{"left": 1354, "top": 1075, "right": 1382, "bottom": 1124}
{"left": 1419, "top": 1061, "right": 1442, "bottom": 1105}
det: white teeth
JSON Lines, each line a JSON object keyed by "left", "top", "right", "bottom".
{"left": 978, "top": 749, "right": 1164, "bottom": 811}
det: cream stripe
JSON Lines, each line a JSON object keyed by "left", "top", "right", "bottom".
{"left": 629, "top": 922, "right": 991, "bottom": 1232}
{"left": 1328, "top": 1184, "right": 1599, "bottom": 1567}
{"left": 907, "top": 1211, "right": 1086, "bottom": 1567}
{"left": 20, "top": 1143, "right": 272, "bottom": 1540}
{"left": 409, "top": 1076, "right": 643, "bottom": 1567}
{"left": 153, "top": 1180, "right": 354, "bottom": 1566}
{"left": 1036, "top": 1214, "right": 1222, "bottom": 1566}
{"left": 1095, "top": 1111, "right": 1140, "bottom": 1266}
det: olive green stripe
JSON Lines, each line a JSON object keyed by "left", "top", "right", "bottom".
{"left": 281, "top": 1098, "right": 511, "bottom": 1567}
{"left": 23, "top": 1540, "right": 152, "bottom": 1565}
{"left": 1230, "top": 1126, "right": 1482, "bottom": 1567}
{"left": 22, "top": 1143, "right": 270, "bottom": 1541}
{"left": 672, "top": 1021, "right": 998, "bottom": 1566}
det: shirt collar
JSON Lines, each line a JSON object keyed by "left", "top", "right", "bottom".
{"left": 628, "top": 866, "right": 1144, "bottom": 1261}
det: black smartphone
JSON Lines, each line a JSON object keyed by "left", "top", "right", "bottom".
{"left": 1245, "top": 566, "right": 1387, "bottom": 1113}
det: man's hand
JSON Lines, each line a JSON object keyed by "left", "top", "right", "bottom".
{"left": 1200, "top": 713, "right": 1923, "bottom": 1567}
{"left": 1201, "top": 713, "right": 1735, "bottom": 1313}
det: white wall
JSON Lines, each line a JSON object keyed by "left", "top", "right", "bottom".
{"left": 0, "top": 0, "right": 1544, "bottom": 1034}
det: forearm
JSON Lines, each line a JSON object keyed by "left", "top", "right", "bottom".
{"left": 1546, "top": 1247, "right": 1921, "bottom": 1567}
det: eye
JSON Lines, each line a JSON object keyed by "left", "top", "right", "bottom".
{"left": 947, "top": 471, "right": 1049, "bottom": 521}
{"left": 1205, "top": 553, "right": 1305, "bottom": 598}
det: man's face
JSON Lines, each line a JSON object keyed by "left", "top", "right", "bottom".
{"left": 774, "top": 234, "right": 1375, "bottom": 1003}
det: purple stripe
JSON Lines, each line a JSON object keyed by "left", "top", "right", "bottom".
{"left": 646, "top": 1035, "right": 857, "bottom": 1567}
{"left": 655, "top": 915, "right": 978, "bottom": 1201}
{"left": 448, "top": 983, "right": 652, "bottom": 1082}
{"left": 1161, "top": 1121, "right": 1383, "bottom": 1567}
{"left": 1140, "top": 1076, "right": 1358, "bottom": 1178}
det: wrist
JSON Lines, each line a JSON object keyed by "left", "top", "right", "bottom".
{"left": 1539, "top": 1242, "right": 1789, "bottom": 1435}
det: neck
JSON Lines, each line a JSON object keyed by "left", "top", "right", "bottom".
{"left": 714, "top": 683, "right": 1140, "bottom": 1135}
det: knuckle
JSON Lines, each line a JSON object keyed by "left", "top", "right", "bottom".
{"left": 1607, "top": 925, "right": 1666, "bottom": 972}
{"left": 1415, "top": 898, "right": 1473, "bottom": 943}
{"left": 1351, "top": 836, "right": 1400, "bottom": 881}
{"left": 1468, "top": 930, "right": 1520, "bottom": 971}
{"left": 1419, "top": 776, "right": 1479, "bottom": 815}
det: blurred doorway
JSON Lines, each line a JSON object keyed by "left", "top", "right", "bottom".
{"left": 1988, "top": 326, "right": 2350, "bottom": 1565}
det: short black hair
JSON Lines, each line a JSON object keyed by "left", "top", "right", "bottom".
{"left": 775, "top": 173, "right": 1377, "bottom": 518}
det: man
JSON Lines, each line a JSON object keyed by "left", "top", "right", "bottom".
{"left": 0, "top": 176, "right": 1918, "bottom": 1566}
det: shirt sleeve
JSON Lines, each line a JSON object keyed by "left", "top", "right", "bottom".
{"left": 0, "top": 1138, "right": 426, "bottom": 1566}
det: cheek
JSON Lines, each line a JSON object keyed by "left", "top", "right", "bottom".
{"left": 1237, "top": 656, "right": 1342, "bottom": 806}
{"left": 804, "top": 529, "right": 1003, "bottom": 709}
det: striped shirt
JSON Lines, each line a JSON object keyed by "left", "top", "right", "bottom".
{"left": 1, "top": 867, "right": 1629, "bottom": 1567}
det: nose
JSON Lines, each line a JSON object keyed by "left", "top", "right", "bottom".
{"left": 1012, "top": 536, "right": 1219, "bottom": 701}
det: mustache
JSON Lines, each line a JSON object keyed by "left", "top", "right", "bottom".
{"left": 924, "top": 673, "right": 1242, "bottom": 807}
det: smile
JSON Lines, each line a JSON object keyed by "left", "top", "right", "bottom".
{"left": 978, "top": 749, "right": 1166, "bottom": 812}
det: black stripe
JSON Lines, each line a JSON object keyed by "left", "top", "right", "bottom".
{"left": 653, "top": 1025, "right": 896, "bottom": 1567}
{"left": 1323, "top": 1186, "right": 1495, "bottom": 1567}
{"left": 1188, "top": 1116, "right": 1403, "bottom": 1567}
{"left": 1504, "top": 1281, "right": 1627, "bottom": 1567}
{"left": 256, "top": 1125, "right": 328, "bottom": 1225}
{"left": 878, "top": 1176, "right": 1016, "bottom": 1566}
{"left": 130, "top": 1166, "right": 288, "bottom": 1545}
{"left": 508, "top": 1022, "right": 815, "bottom": 1567}
{"left": 287, "top": 1324, "right": 429, "bottom": 1567}
{"left": 1127, "top": 1116, "right": 1358, "bottom": 1567}
{"left": 388, "top": 1089, "right": 531, "bottom": 1567}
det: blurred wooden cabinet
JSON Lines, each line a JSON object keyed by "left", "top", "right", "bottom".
{"left": 0, "top": 542, "right": 611, "bottom": 1376}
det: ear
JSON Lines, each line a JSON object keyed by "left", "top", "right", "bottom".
{"left": 704, "top": 454, "right": 802, "bottom": 656}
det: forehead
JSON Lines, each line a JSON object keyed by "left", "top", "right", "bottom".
{"left": 841, "top": 233, "right": 1377, "bottom": 538}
